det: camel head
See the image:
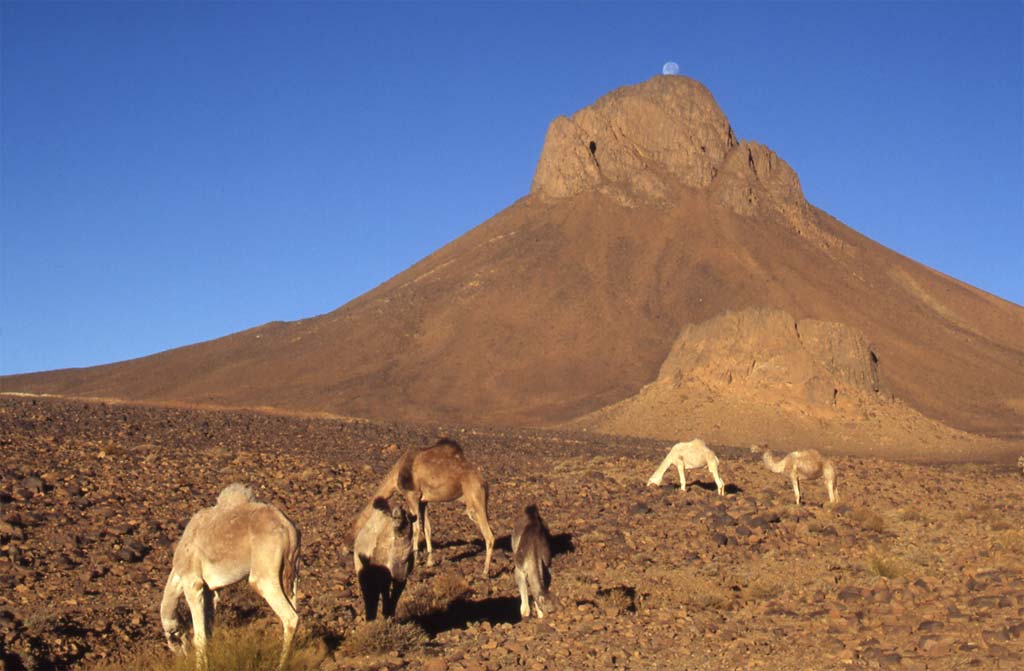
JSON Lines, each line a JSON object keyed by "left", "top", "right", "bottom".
{"left": 537, "top": 590, "right": 559, "bottom": 615}
{"left": 749, "top": 444, "right": 764, "bottom": 455}
{"left": 391, "top": 502, "right": 415, "bottom": 532}
{"left": 161, "top": 613, "right": 186, "bottom": 655}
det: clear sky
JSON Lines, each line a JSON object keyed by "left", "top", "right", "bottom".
{"left": 2, "top": 2, "right": 1021, "bottom": 376}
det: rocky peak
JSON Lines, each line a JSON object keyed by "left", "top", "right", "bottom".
{"left": 530, "top": 75, "right": 738, "bottom": 201}
{"left": 530, "top": 75, "right": 818, "bottom": 229}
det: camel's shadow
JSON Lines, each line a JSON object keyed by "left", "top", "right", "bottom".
{"left": 689, "top": 481, "right": 744, "bottom": 495}
{"left": 411, "top": 596, "right": 521, "bottom": 634}
{"left": 443, "top": 532, "right": 575, "bottom": 563}
{"left": 491, "top": 532, "right": 575, "bottom": 558}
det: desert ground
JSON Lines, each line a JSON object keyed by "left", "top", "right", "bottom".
{"left": 1, "top": 395, "right": 1023, "bottom": 670}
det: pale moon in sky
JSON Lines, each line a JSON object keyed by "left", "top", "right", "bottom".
{"left": 662, "top": 61, "right": 680, "bottom": 75}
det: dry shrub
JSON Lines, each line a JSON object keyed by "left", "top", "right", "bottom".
{"left": 340, "top": 619, "right": 428, "bottom": 657}
{"left": 898, "top": 507, "right": 929, "bottom": 524}
{"left": 746, "top": 576, "right": 785, "bottom": 601}
{"left": 866, "top": 553, "right": 905, "bottom": 579}
{"left": 849, "top": 507, "right": 888, "bottom": 534}
{"left": 595, "top": 586, "right": 637, "bottom": 613}
{"left": 89, "top": 626, "right": 326, "bottom": 671}
{"left": 993, "top": 529, "right": 1024, "bottom": 555}
{"left": 671, "top": 572, "right": 730, "bottom": 610}
{"left": 395, "top": 571, "right": 470, "bottom": 620}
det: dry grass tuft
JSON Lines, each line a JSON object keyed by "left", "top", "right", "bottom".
{"left": 340, "top": 619, "right": 428, "bottom": 657}
{"left": 866, "top": 553, "right": 905, "bottom": 579}
{"left": 595, "top": 585, "right": 637, "bottom": 613}
{"left": 897, "top": 507, "right": 929, "bottom": 524}
{"left": 849, "top": 507, "right": 888, "bottom": 535}
{"left": 89, "top": 627, "right": 326, "bottom": 671}
{"left": 746, "top": 576, "right": 785, "bottom": 601}
{"left": 395, "top": 571, "right": 470, "bottom": 620}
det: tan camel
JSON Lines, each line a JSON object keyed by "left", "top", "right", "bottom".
{"left": 353, "top": 496, "right": 415, "bottom": 621}
{"left": 647, "top": 439, "right": 725, "bottom": 495}
{"left": 1018, "top": 455, "right": 1024, "bottom": 477}
{"left": 513, "top": 504, "right": 557, "bottom": 619}
{"left": 353, "top": 438, "right": 495, "bottom": 577}
{"left": 750, "top": 444, "right": 838, "bottom": 505}
{"left": 160, "top": 483, "right": 300, "bottom": 671}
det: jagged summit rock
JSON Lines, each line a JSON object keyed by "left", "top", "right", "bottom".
{"left": 530, "top": 75, "right": 807, "bottom": 224}
{"left": 531, "top": 75, "right": 738, "bottom": 201}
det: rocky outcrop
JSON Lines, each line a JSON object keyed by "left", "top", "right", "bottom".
{"left": 530, "top": 76, "right": 738, "bottom": 201}
{"left": 659, "top": 308, "right": 886, "bottom": 407}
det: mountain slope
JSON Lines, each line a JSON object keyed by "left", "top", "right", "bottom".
{"left": 4, "top": 76, "right": 1022, "bottom": 445}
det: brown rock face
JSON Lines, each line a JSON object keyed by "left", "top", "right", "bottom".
{"left": 531, "top": 75, "right": 738, "bottom": 201}
{"left": 659, "top": 308, "right": 884, "bottom": 407}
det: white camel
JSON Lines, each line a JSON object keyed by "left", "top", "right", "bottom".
{"left": 750, "top": 444, "right": 838, "bottom": 505}
{"left": 647, "top": 439, "right": 725, "bottom": 496}
{"left": 160, "top": 483, "right": 300, "bottom": 671}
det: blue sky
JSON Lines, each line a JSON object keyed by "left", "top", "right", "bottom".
{"left": 2, "top": 2, "right": 1021, "bottom": 376}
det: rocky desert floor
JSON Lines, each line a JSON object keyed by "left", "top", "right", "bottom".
{"left": 1, "top": 395, "right": 1023, "bottom": 670}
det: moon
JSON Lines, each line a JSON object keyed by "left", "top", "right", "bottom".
{"left": 662, "top": 62, "right": 680, "bottom": 75}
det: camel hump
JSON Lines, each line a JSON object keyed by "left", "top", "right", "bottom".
{"left": 433, "top": 437, "right": 464, "bottom": 454}
{"left": 216, "top": 483, "right": 256, "bottom": 508}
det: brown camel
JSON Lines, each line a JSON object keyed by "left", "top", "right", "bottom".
{"left": 160, "top": 483, "right": 300, "bottom": 671}
{"left": 353, "top": 438, "right": 495, "bottom": 577}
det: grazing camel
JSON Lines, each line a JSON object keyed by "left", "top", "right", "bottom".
{"left": 160, "top": 483, "right": 300, "bottom": 671}
{"left": 353, "top": 438, "right": 495, "bottom": 577}
{"left": 647, "top": 438, "right": 726, "bottom": 495}
{"left": 512, "top": 505, "right": 557, "bottom": 619}
{"left": 353, "top": 496, "right": 415, "bottom": 621}
{"left": 750, "top": 444, "right": 838, "bottom": 505}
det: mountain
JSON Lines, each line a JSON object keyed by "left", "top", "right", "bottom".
{"left": 4, "top": 76, "right": 1022, "bottom": 453}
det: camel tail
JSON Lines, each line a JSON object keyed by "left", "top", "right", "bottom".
{"left": 281, "top": 524, "right": 301, "bottom": 607}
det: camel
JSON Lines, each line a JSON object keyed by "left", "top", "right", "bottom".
{"left": 750, "top": 444, "right": 838, "bottom": 505}
{"left": 512, "top": 504, "right": 557, "bottom": 619}
{"left": 160, "top": 483, "right": 300, "bottom": 671}
{"left": 353, "top": 496, "right": 415, "bottom": 621}
{"left": 1018, "top": 455, "right": 1024, "bottom": 477}
{"left": 647, "top": 438, "right": 725, "bottom": 495}
{"left": 353, "top": 438, "right": 495, "bottom": 577}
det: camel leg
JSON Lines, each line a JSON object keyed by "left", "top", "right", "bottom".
{"left": 675, "top": 461, "right": 688, "bottom": 491}
{"left": 825, "top": 467, "right": 838, "bottom": 504}
{"left": 423, "top": 503, "right": 435, "bottom": 567}
{"left": 182, "top": 580, "right": 208, "bottom": 671}
{"left": 790, "top": 474, "right": 802, "bottom": 505}
{"left": 251, "top": 576, "right": 299, "bottom": 671}
{"left": 407, "top": 493, "right": 424, "bottom": 566}
{"left": 357, "top": 567, "right": 381, "bottom": 621}
{"left": 383, "top": 577, "right": 406, "bottom": 618}
{"left": 709, "top": 459, "right": 725, "bottom": 496}
{"left": 465, "top": 488, "right": 494, "bottom": 577}
{"left": 647, "top": 451, "right": 676, "bottom": 486}
{"left": 515, "top": 567, "right": 530, "bottom": 618}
